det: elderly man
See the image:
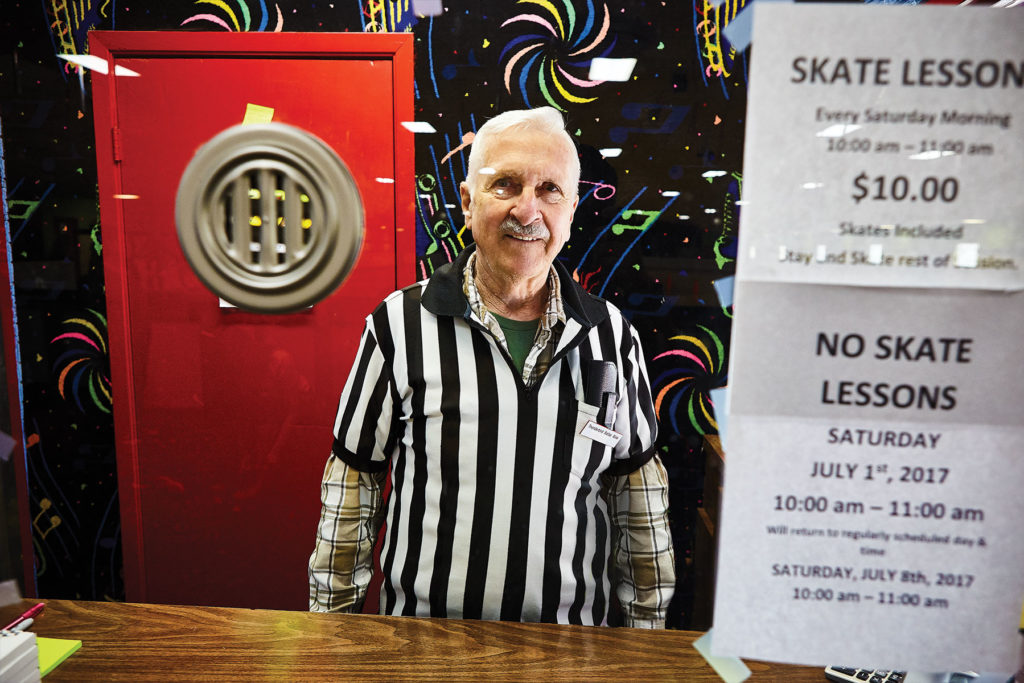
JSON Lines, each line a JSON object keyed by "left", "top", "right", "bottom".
{"left": 309, "top": 107, "right": 674, "bottom": 627}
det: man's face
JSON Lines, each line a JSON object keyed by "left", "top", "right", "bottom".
{"left": 460, "top": 128, "right": 578, "bottom": 285}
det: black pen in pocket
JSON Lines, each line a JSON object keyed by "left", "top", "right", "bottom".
{"left": 585, "top": 361, "right": 617, "bottom": 428}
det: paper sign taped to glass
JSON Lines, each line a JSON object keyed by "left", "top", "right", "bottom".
{"left": 712, "top": 4, "right": 1024, "bottom": 674}
{"left": 733, "top": 5, "right": 1022, "bottom": 293}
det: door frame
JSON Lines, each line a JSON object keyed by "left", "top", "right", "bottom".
{"left": 88, "top": 31, "right": 414, "bottom": 601}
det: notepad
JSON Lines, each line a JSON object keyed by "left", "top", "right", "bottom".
{"left": 37, "top": 637, "right": 80, "bottom": 677}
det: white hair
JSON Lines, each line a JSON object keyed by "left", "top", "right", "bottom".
{"left": 465, "top": 107, "right": 581, "bottom": 195}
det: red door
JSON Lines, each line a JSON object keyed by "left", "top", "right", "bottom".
{"left": 89, "top": 32, "right": 413, "bottom": 609}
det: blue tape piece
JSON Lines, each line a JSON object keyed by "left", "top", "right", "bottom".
{"left": 712, "top": 275, "right": 734, "bottom": 309}
{"left": 721, "top": 6, "right": 754, "bottom": 52}
{"left": 412, "top": 0, "right": 444, "bottom": 15}
{"left": 722, "top": 0, "right": 793, "bottom": 53}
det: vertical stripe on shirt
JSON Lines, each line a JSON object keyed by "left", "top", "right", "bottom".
{"left": 429, "top": 315, "right": 461, "bottom": 616}
{"left": 567, "top": 337, "right": 596, "bottom": 624}
{"left": 588, "top": 319, "right": 620, "bottom": 624}
{"left": 481, "top": 340, "right": 518, "bottom": 621}
{"left": 462, "top": 329, "right": 498, "bottom": 619}
{"left": 399, "top": 288, "right": 427, "bottom": 616}
{"left": 520, "top": 360, "right": 559, "bottom": 621}
{"left": 375, "top": 302, "right": 403, "bottom": 614}
{"left": 412, "top": 309, "right": 444, "bottom": 616}
{"left": 498, "top": 380, "right": 537, "bottom": 621}
{"left": 618, "top": 325, "right": 643, "bottom": 456}
{"left": 357, "top": 353, "right": 392, "bottom": 458}
{"left": 337, "top": 331, "right": 377, "bottom": 447}
{"left": 540, "top": 363, "right": 576, "bottom": 622}
{"left": 445, "top": 321, "right": 479, "bottom": 617}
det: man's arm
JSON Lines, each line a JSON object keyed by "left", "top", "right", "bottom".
{"left": 603, "top": 454, "right": 676, "bottom": 628}
{"left": 310, "top": 316, "right": 395, "bottom": 613}
{"left": 602, "top": 320, "right": 674, "bottom": 628}
{"left": 308, "top": 455, "right": 387, "bottom": 612}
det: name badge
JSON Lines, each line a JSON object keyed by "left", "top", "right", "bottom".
{"left": 580, "top": 420, "right": 622, "bottom": 448}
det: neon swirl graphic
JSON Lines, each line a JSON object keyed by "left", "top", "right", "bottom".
{"left": 181, "top": 0, "right": 284, "bottom": 32}
{"left": 693, "top": 0, "right": 748, "bottom": 98}
{"left": 499, "top": 0, "right": 615, "bottom": 112}
{"left": 651, "top": 324, "right": 725, "bottom": 435}
{"left": 50, "top": 309, "right": 112, "bottom": 414}
{"left": 363, "top": 0, "right": 417, "bottom": 33}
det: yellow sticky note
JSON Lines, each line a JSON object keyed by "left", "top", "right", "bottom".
{"left": 242, "top": 103, "right": 274, "bottom": 125}
{"left": 38, "top": 636, "right": 82, "bottom": 676}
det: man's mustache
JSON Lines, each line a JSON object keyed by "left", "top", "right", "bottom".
{"left": 499, "top": 217, "right": 549, "bottom": 240}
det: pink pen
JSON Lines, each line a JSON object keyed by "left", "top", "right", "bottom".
{"left": 2, "top": 602, "right": 44, "bottom": 631}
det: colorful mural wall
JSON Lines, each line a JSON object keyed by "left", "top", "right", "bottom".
{"left": 4, "top": 0, "right": 924, "bottom": 624}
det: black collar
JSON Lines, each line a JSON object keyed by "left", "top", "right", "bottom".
{"left": 420, "top": 245, "right": 609, "bottom": 328}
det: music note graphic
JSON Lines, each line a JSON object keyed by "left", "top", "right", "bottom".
{"left": 33, "top": 498, "right": 63, "bottom": 539}
{"left": 8, "top": 199, "right": 41, "bottom": 221}
{"left": 611, "top": 209, "right": 660, "bottom": 236}
{"left": 609, "top": 104, "right": 691, "bottom": 144}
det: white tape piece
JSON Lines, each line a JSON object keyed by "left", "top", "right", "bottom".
{"left": 694, "top": 629, "right": 752, "bottom": 683}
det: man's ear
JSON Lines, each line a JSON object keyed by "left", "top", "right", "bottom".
{"left": 459, "top": 182, "right": 473, "bottom": 228}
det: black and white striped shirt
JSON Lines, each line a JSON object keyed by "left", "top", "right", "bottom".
{"left": 321, "top": 247, "right": 672, "bottom": 625}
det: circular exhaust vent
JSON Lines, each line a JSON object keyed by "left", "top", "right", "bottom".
{"left": 175, "top": 122, "right": 364, "bottom": 314}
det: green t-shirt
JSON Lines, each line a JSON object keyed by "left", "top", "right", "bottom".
{"left": 492, "top": 313, "right": 540, "bottom": 375}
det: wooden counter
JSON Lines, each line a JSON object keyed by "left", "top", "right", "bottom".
{"left": 1, "top": 599, "right": 824, "bottom": 681}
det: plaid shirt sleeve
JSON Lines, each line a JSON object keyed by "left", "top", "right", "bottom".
{"left": 308, "top": 454, "right": 387, "bottom": 612}
{"left": 602, "top": 453, "right": 676, "bottom": 628}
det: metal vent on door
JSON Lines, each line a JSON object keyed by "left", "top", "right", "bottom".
{"left": 175, "top": 122, "right": 364, "bottom": 313}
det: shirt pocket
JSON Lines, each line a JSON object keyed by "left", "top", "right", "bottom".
{"left": 562, "top": 400, "right": 612, "bottom": 480}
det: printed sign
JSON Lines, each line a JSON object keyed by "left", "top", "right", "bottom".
{"left": 734, "top": 5, "right": 1022, "bottom": 293}
{"left": 712, "top": 5, "right": 1024, "bottom": 673}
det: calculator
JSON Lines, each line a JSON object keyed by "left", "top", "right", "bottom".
{"left": 824, "top": 669, "right": 1001, "bottom": 683}
{"left": 825, "top": 666, "right": 906, "bottom": 683}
